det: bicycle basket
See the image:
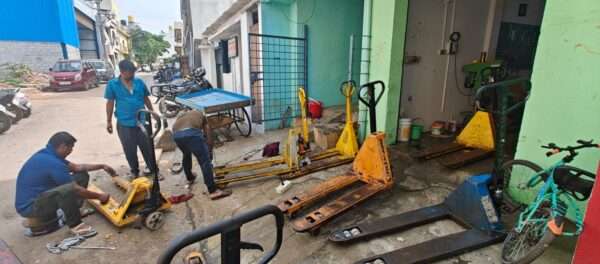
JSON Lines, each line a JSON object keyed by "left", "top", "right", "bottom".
{"left": 554, "top": 165, "right": 596, "bottom": 201}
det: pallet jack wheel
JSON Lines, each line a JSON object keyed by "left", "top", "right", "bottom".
{"left": 144, "top": 211, "right": 166, "bottom": 231}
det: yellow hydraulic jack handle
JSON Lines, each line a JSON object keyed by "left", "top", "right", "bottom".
{"left": 284, "top": 87, "right": 311, "bottom": 169}
{"left": 278, "top": 132, "right": 393, "bottom": 234}
{"left": 335, "top": 81, "right": 359, "bottom": 157}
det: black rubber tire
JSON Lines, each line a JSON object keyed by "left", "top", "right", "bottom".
{"left": 233, "top": 107, "right": 251, "bottom": 137}
{"left": 158, "top": 98, "right": 180, "bottom": 118}
{"left": 23, "top": 107, "right": 32, "bottom": 118}
{"left": 500, "top": 159, "right": 545, "bottom": 208}
{"left": 0, "top": 114, "right": 11, "bottom": 134}
{"left": 7, "top": 106, "right": 23, "bottom": 124}
{"left": 501, "top": 205, "right": 560, "bottom": 264}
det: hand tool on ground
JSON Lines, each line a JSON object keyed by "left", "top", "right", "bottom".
{"left": 86, "top": 110, "right": 172, "bottom": 230}
{"left": 414, "top": 76, "right": 530, "bottom": 169}
{"left": 213, "top": 84, "right": 359, "bottom": 189}
{"left": 158, "top": 205, "right": 284, "bottom": 264}
{"left": 277, "top": 81, "right": 391, "bottom": 234}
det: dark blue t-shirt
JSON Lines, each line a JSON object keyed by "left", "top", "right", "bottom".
{"left": 14, "top": 145, "right": 72, "bottom": 216}
{"left": 104, "top": 77, "right": 150, "bottom": 127}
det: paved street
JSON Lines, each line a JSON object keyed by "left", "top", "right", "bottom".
{"left": 0, "top": 73, "right": 572, "bottom": 263}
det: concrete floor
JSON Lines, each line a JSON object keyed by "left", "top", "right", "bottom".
{"left": 0, "top": 74, "right": 575, "bottom": 263}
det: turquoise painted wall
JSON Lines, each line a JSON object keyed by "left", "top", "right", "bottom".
{"left": 260, "top": 0, "right": 364, "bottom": 130}
{"left": 511, "top": 0, "right": 600, "bottom": 218}
{"left": 360, "top": 0, "right": 408, "bottom": 144}
{"left": 295, "top": 0, "right": 364, "bottom": 107}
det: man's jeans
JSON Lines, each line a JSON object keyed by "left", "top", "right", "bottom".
{"left": 24, "top": 172, "right": 89, "bottom": 228}
{"left": 173, "top": 129, "right": 216, "bottom": 193}
{"left": 117, "top": 123, "right": 156, "bottom": 176}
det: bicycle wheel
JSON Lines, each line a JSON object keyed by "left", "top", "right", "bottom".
{"left": 500, "top": 160, "right": 545, "bottom": 208}
{"left": 233, "top": 107, "right": 251, "bottom": 137}
{"left": 501, "top": 204, "right": 561, "bottom": 264}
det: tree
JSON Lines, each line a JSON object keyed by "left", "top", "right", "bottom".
{"left": 130, "top": 26, "right": 170, "bottom": 65}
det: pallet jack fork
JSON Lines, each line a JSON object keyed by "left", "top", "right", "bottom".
{"left": 330, "top": 174, "right": 505, "bottom": 264}
{"left": 213, "top": 82, "right": 359, "bottom": 188}
{"left": 278, "top": 131, "right": 392, "bottom": 233}
{"left": 87, "top": 110, "right": 172, "bottom": 230}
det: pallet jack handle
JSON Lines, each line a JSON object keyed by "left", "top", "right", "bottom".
{"left": 298, "top": 87, "right": 310, "bottom": 143}
{"left": 358, "top": 81, "right": 385, "bottom": 133}
{"left": 136, "top": 110, "right": 167, "bottom": 216}
{"left": 339, "top": 80, "right": 356, "bottom": 127}
{"left": 157, "top": 205, "right": 284, "bottom": 264}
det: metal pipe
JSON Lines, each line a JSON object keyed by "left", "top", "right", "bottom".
{"left": 440, "top": 0, "right": 457, "bottom": 113}
{"left": 358, "top": 0, "right": 373, "bottom": 142}
{"left": 348, "top": 35, "right": 354, "bottom": 82}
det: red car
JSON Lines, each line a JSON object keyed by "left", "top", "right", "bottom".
{"left": 48, "top": 60, "right": 99, "bottom": 91}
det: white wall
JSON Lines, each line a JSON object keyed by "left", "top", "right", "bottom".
{"left": 189, "top": 0, "right": 237, "bottom": 38}
{"left": 401, "top": 0, "right": 493, "bottom": 128}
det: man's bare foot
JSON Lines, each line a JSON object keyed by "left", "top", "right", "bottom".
{"left": 209, "top": 189, "right": 231, "bottom": 200}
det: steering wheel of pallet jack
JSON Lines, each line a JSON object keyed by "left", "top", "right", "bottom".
{"left": 144, "top": 211, "right": 166, "bottom": 231}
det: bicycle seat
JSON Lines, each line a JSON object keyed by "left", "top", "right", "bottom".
{"left": 553, "top": 165, "right": 595, "bottom": 201}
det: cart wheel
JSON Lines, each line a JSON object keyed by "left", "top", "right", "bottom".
{"left": 144, "top": 211, "right": 165, "bottom": 231}
{"left": 232, "top": 108, "right": 252, "bottom": 137}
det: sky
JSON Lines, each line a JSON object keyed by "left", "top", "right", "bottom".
{"left": 113, "top": 0, "right": 181, "bottom": 35}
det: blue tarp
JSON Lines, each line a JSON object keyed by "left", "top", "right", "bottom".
{"left": 0, "top": 0, "right": 79, "bottom": 47}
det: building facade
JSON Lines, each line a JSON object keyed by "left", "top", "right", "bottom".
{"left": 0, "top": 0, "right": 81, "bottom": 73}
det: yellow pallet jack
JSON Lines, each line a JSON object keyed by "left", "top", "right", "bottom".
{"left": 414, "top": 111, "right": 496, "bottom": 168}
{"left": 87, "top": 110, "right": 172, "bottom": 230}
{"left": 213, "top": 82, "right": 359, "bottom": 188}
{"left": 277, "top": 81, "right": 392, "bottom": 234}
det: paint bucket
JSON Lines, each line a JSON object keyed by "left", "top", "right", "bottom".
{"left": 410, "top": 124, "right": 423, "bottom": 142}
{"left": 431, "top": 122, "right": 444, "bottom": 136}
{"left": 399, "top": 118, "right": 412, "bottom": 142}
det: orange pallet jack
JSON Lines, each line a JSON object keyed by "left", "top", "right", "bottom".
{"left": 278, "top": 81, "right": 391, "bottom": 234}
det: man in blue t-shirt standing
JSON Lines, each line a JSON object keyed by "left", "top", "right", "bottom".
{"left": 15, "top": 132, "right": 117, "bottom": 237}
{"left": 105, "top": 60, "right": 156, "bottom": 178}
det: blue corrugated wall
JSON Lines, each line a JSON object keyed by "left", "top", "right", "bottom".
{"left": 0, "top": 0, "right": 79, "bottom": 47}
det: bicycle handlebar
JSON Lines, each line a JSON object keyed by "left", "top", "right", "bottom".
{"left": 541, "top": 139, "right": 599, "bottom": 157}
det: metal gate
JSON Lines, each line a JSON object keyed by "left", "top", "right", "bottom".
{"left": 248, "top": 32, "right": 307, "bottom": 125}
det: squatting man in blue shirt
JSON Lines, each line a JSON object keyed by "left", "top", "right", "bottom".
{"left": 15, "top": 132, "right": 117, "bottom": 237}
{"left": 105, "top": 59, "right": 157, "bottom": 178}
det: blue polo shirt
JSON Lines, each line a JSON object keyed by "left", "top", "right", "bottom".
{"left": 15, "top": 145, "right": 72, "bottom": 216}
{"left": 104, "top": 77, "right": 150, "bottom": 127}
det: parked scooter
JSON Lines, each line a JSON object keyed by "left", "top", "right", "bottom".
{"left": 0, "top": 105, "right": 14, "bottom": 134}
{"left": 0, "top": 88, "right": 32, "bottom": 124}
{"left": 152, "top": 67, "right": 213, "bottom": 118}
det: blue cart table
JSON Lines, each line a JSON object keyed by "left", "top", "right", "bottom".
{"left": 176, "top": 88, "right": 253, "bottom": 137}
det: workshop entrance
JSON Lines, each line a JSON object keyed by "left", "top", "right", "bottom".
{"left": 399, "top": 0, "right": 546, "bottom": 167}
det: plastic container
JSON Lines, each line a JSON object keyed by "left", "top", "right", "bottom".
{"left": 399, "top": 118, "right": 412, "bottom": 142}
{"left": 308, "top": 99, "right": 323, "bottom": 119}
{"left": 410, "top": 124, "right": 423, "bottom": 142}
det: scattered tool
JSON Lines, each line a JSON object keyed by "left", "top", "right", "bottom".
{"left": 213, "top": 84, "right": 359, "bottom": 188}
{"left": 87, "top": 110, "right": 172, "bottom": 230}
{"left": 330, "top": 174, "right": 505, "bottom": 264}
{"left": 277, "top": 81, "right": 390, "bottom": 234}
{"left": 414, "top": 77, "right": 530, "bottom": 169}
{"left": 158, "top": 205, "right": 284, "bottom": 264}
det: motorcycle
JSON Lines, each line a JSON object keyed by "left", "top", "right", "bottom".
{"left": 0, "top": 105, "right": 15, "bottom": 134}
{"left": 0, "top": 88, "right": 32, "bottom": 124}
{"left": 152, "top": 67, "right": 213, "bottom": 118}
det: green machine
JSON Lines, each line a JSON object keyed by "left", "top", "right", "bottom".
{"left": 463, "top": 60, "right": 506, "bottom": 91}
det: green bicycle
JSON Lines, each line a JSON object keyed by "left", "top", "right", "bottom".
{"left": 500, "top": 139, "right": 599, "bottom": 264}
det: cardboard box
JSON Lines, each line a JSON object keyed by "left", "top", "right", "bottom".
{"left": 313, "top": 125, "right": 342, "bottom": 150}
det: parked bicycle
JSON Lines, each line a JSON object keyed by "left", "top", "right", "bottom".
{"left": 500, "top": 139, "right": 599, "bottom": 264}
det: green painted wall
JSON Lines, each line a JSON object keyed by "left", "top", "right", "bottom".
{"left": 360, "top": 0, "right": 409, "bottom": 144}
{"left": 511, "top": 0, "right": 600, "bottom": 218}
